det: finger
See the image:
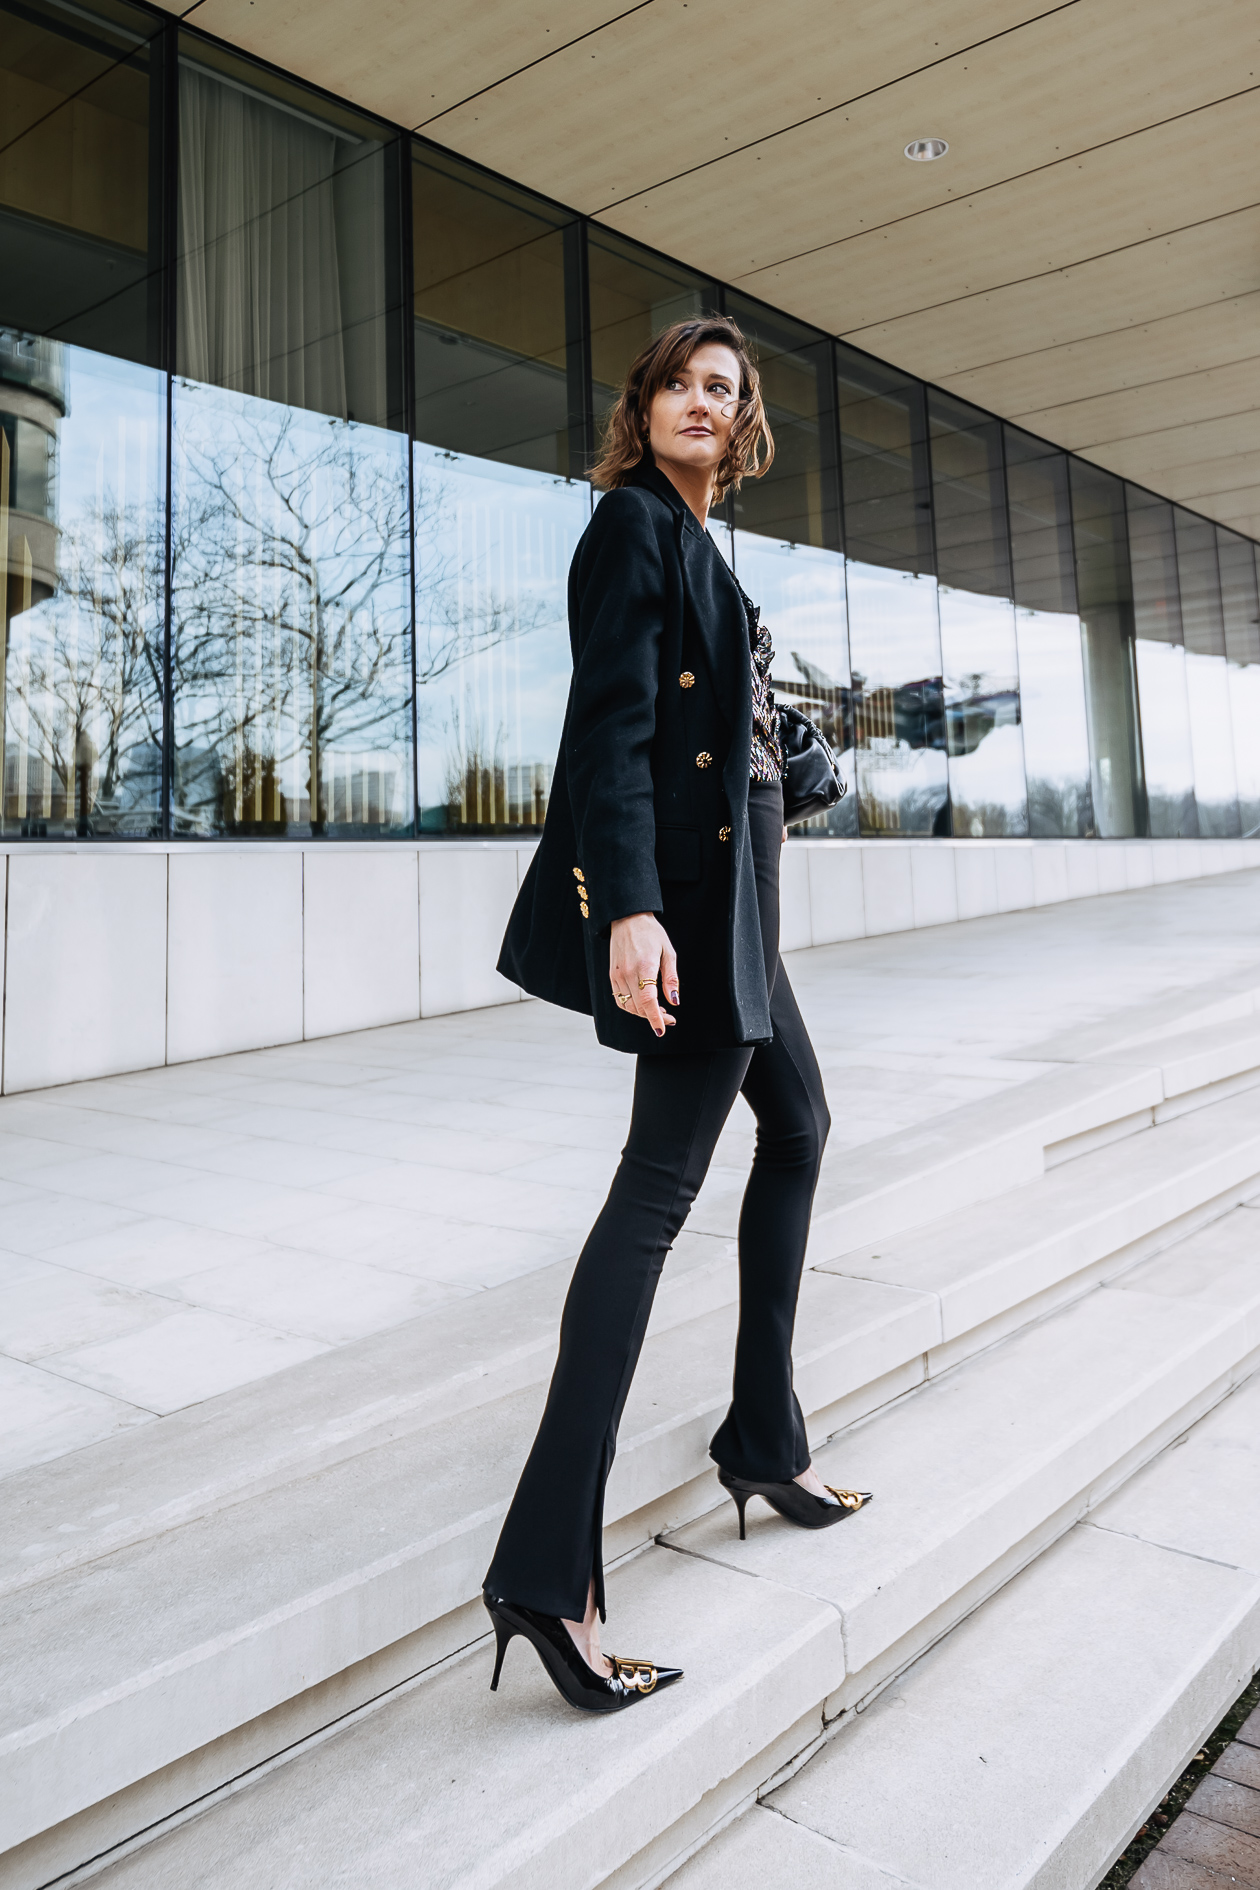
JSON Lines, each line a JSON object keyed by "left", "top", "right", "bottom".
{"left": 639, "top": 989, "right": 671, "bottom": 1036}
{"left": 659, "top": 941, "right": 680, "bottom": 1006}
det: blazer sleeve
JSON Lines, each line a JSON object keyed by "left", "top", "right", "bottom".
{"left": 565, "top": 489, "right": 666, "bottom": 934}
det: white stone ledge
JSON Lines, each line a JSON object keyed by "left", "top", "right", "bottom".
{"left": 2, "top": 839, "right": 1260, "bottom": 1093}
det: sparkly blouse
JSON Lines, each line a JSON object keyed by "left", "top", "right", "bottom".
{"left": 737, "top": 579, "right": 783, "bottom": 784}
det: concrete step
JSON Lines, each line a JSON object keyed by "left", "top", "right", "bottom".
{"left": 5, "top": 1026, "right": 1215, "bottom": 1605}
{"left": 670, "top": 1363, "right": 1260, "bottom": 1890}
{"left": 23, "top": 1205, "right": 1260, "bottom": 1890}
{"left": 6, "top": 1082, "right": 1260, "bottom": 1877}
{"left": 818, "top": 1080, "right": 1260, "bottom": 1366}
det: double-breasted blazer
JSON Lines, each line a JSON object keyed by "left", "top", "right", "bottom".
{"left": 497, "top": 461, "right": 772, "bottom": 1057}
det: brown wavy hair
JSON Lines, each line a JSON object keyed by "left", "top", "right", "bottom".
{"left": 589, "top": 315, "right": 774, "bottom": 502}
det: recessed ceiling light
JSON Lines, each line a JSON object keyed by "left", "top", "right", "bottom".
{"left": 904, "top": 138, "right": 949, "bottom": 161}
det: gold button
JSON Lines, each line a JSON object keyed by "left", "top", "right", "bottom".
{"left": 679, "top": 671, "right": 695, "bottom": 689}
{"left": 719, "top": 826, "right": 731, "bottom": 842}
{"left": 573, "top": 867, "right": 585, "bottom": 881}
{"left": 695, "top": 751, "right": 712, "bottom": 769}
{"left": 579, "top": 902, "right": 589, "bottom": 918}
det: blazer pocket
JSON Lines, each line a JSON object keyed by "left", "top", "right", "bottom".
{"left": 655, "top": 825, "right": 702, "bottom": 882}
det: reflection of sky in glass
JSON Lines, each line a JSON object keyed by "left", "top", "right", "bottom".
{"left": 1133, "top": 639, "right": 1197, "bottom": 836}
{"left": 3, "top": 342, "right": 165, "bottom": 834}
{"left": 732, "top": 531, "right": 856, "bottom": 834}
{"left": 1014, "top": 607, "right": 1094, "bottom": 837}
{"left": 1184, "top": 651, "right": 1241, "bottom": 836}
{"left": 413, "top": 442, "right": 588, "bottom": 829}
{"left": 937, "top": 587, "right": 1026, "bottom": 835}
{"left": 845, "top": 561, "right": 940, "bottom": 690}
{"left": 937, "top": 588, "right": 1019, "bottom": 694}
{"left": 1229, "top": 664, "right": 1260, "bottom": 835}
{"left": 172, "top": 379, "right": 412, "bottom": 834}
{"left": 732, "top": 532, "right": 850, "bottom": 695}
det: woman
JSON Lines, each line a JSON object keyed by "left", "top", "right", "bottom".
{"left": 484, "top": 316, "right": 871, "bottom": 1715}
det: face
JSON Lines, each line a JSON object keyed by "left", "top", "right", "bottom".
{"left": 645, "top": 343, "right": 743, "bottom": 483}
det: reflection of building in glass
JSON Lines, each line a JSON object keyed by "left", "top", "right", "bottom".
{"left": 1, "top": 330, "right": 63, "bottom": 817}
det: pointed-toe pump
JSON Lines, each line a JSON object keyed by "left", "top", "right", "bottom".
{"left": 484, "top": 1592, "right": 683, "bottom": 1714}
{"left": 717, "top": 1469, "right": 873, "bottom": 1540}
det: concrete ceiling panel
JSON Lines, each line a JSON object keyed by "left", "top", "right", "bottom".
{"left": 163, "top": 0, "right": 1260, "bottom": 533}
{"left": 173, "top": 0, "right": 632, "bottom": 126}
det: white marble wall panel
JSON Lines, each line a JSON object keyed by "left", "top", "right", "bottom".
{"left": 806, "top": 846, "right": 865, "bottom": 944}
{"left": 302, "top": 851, "right": 420, "bottom": 1040}
{"left": 1151, "top": 842, "right": 1187, "bottom": 884}
{"left": 3, "top": 837, "right": 1257, "bottom": 1091}
{"left": 861, "top": 846, "right": 915, "bottom": 936}
{"left": 954, "top": 845, "right": 999, "bottom": 920}
{"left": 3, "top": 853, "right": 167, "bottom": 1093}
{"left": 778, "top": 842, "right": 812, "bottom": 952}
{"left": 1124, "top": 843, "right": 1155, "bottom": 890}
{"left": 1031, "top": 845, "right": 1070, "bottom": 907}
{"left": 167, "top": 853, "right": 304, "bottom": 1064}
{"left": 418, "top": 845, "right": 522, "bottom": 1017}
{"left": 910, "top": 844, "right": 958, "bottom": 930}
{"left": 1095, "top": 847, "right": 1130, "bottom": 894}
{"left": 1064, "top": 845, "right": 1101, "bottom": 902}
{"left": 994, "top": 844, "right": 1036, "bottom": 913}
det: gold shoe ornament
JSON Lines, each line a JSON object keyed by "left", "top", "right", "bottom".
{"left": 825, "top": 1485, "right": 871, "bottom": 1512}
{"left": 610, "top": 1656, "right": 658, "bottom": 1693}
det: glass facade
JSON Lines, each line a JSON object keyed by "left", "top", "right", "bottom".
{"left": 2, "top": 0, "right": 1258, "bottom": 847}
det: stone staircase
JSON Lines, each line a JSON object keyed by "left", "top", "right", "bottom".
{"left": 5, "top": 971, "right": 1260, "bottom": 1890}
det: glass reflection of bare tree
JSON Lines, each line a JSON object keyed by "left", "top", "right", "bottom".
{"left": 172, "top": 396, "right": 411, "bottom": 833}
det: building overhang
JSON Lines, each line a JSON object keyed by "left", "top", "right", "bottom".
{"left": 160, "top": 0, "right": 1260, "bottom": 538}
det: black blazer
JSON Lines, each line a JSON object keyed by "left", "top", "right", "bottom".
{"left": 497, "top": 462, "right": 771, "bottom": 1056}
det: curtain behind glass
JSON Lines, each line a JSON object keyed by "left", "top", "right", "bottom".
{"left": 177, "top": 61, "right": 389, "bottom": 425}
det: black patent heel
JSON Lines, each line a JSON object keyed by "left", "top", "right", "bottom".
{"left": 483, "top": 1591, "right": 682, "bottom": 1715}
{"left": 718, "top": 1467, "right": 873, "bottom": 1534}
{"left": 489, "top": 1615, "right": 514, "bottom": 1692}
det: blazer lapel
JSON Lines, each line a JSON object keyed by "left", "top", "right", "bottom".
{"left": 630, "top": 462, "right": 749, "bottom": 740}
{"left": 679, "top": 522, "right": 747, "bottom": 739}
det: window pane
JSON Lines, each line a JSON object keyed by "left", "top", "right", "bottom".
{"left": 2, "top": 337, "right": 165, "bottom": 834}
{"left": 732, "top": 530, "right": 856, "bottom": 835}
{"left": 725, "top": 294, "right": 839, "bottom": 552}
{"left": 1217, "top": 525, "right": 1260, "bottom": 836}
{"left": 178, "top": 39, "right": 401, "bottom": 428}
{"left": 1070, "top": 461, "right": 1147, "bottom": 836}
{"left": 587, "top": 226, "right": 712, "bottom": 440}
{"left": 1004, "top": 427, "right": 1093, "bottom": 837}
{"left": 836, "top": 349, "right": 933, "bottom": 574}
{"left": 1126, "top": 487, "right": 1198, "bottom": 837}
{"left": 0, "top": 0, "right": 164, "bottom": 364}
{"left": 929, "top": 392, "right": 1026, "bottom": 837}
{"left": 837, "top": 351, "right": 945, "bottom": 834}
{"left": 170, "top": 379, "right": 412, "bottom": 835}
{"left": 413, "top": 442, "right": 587, "bottom": 833}
{"left": 1174, "top": 507, "right": 1240, "bottom": 837}
{"left": 413, "top": 148, "right": 578, "bottom": 475}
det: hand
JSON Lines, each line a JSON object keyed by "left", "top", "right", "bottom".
{"left": 782, "top": 826, "right": 788, "bottom": 844}
{"left": 609, "top": 913, "right": 679, "bottom": 1037}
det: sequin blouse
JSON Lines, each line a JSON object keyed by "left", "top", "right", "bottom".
{"left": 736, "top": 579, "right": 783, "bottom": 784}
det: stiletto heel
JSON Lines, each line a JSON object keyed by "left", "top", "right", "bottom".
{"left": 483, "top": 1591, "right": 682, "bottom": 1715}
{"left": 489, "top": 1617, "right": 514, "bottom": 1692}
{"left": 718, "top": 1467, "right": 873, "bottom": 1535}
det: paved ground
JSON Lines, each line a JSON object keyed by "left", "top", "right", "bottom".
{"left": 2, "top": 867, "right": 1260, "bottom": 1482}
{"left": 1131, "top": 1702, "right": 1260, "bottom": 1887}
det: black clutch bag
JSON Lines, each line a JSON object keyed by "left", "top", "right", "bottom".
{"left": 779, "top": 705, "right": 846, "bottom": 826}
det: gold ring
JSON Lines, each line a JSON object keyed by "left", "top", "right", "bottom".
{"left": 638, "top": 976, "right": 656, "bottom": 990}
{"left": 615, "top": 993, "right": 631, "bottom": 1006}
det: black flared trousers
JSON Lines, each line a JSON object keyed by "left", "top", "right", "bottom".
{"left": 484, "top": 783, "right": 831, "bottom": 1621}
